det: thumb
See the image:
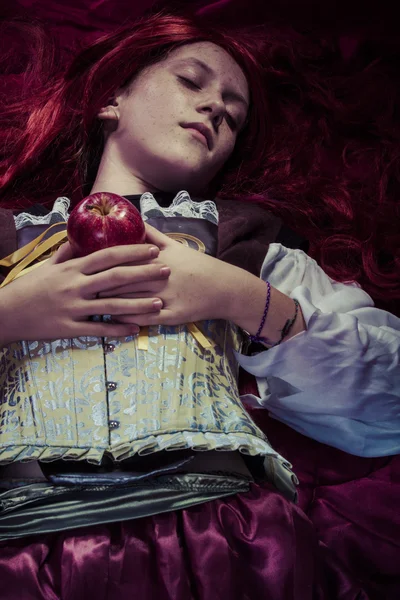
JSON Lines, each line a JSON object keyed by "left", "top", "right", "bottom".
{"left": 144, "top": 223, "right": 172, "bottom": 249}
{"left": 49, "top": 240, "right": 75, "bottom": 264}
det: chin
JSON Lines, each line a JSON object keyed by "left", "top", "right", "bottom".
{"left": 140, "top": 147, "right": 215, "bottom": 194}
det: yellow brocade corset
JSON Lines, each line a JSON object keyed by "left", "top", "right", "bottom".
{"left": 0, "top": 320, "right": 274, "bottom": 465}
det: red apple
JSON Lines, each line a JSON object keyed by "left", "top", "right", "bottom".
{"left": 67, "top": 192, "right": 146, "bottom": 257}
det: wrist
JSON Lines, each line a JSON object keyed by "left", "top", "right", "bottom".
{"left": 225, "top": 268, "right": 267, "bottom": 330}
{"left": 227, "top": 270, "right": 306, "bottom": 345}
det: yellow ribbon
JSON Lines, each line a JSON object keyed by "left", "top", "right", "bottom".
{"left": 137, "top": 323, "right": 214, "bottom": 351}
{"left": 137, "top": 326, "right": 149, "bottom": 350}
{"left": 0, "top": 222, "right": 67, "bottom": 269}
{"left": 187, "top": 323, "right": 214, "bottom": 349}
{"left": 0, "top": 225, "right": 68, "bottom": 288}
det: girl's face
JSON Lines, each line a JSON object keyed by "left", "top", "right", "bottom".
{"left": 98, "top": 41, "right": 250, "bottom": 194}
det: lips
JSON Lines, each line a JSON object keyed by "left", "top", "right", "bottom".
{"left": 181, "top": 122, "right": 213, "bottom": 150}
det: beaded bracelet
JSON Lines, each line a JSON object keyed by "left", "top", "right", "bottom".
{"left": 248, "top": 281, "right": 300, "bottom": 348}
{"left": 248, "top": 281, "right": 272, "bottom": 344}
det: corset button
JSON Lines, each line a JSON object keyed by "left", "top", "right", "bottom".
{"left": 106, "top": 381, "right": 117, "bottom": 391}
{"left": 104, "top": 344, "right": 115, "bottom": 353}
{"left": 108, "top": 420, "right": 120, "bottom": 430}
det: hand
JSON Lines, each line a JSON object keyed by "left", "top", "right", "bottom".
{"left": 0, "top": 241, "right": 170, "bottom": 345}
{"left": 100, "top": 224, "right": 248, "bottom": 327}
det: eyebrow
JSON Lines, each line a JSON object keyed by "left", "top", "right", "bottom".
{"left": 174, "top": 57, "right": 249, "bottom": 110}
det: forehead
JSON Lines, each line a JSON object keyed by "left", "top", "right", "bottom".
{"left": 164, "top": 42, "right": 249, "bottom": 101}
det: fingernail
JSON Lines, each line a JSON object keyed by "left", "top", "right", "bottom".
{"left": 131, "top": 325, "right": 140, "bottom": 334}
{"left": 149, "top": 246, "right": 159, "bottom": 258}
{"left": 153, "top": 299, "right": 163, "bottom": 309}
{"left": 160, "top": 267, "right": 170, "bottom": 276}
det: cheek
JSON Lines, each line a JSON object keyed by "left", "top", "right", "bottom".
{"left": 139, "top": 81, "right": 184, "bottom": 127}
{"left": 217, "top": 134, "right": 237, "bottom": 165}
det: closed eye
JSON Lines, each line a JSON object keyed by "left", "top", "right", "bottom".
{"left": 225, "top": 114, "right": 238, "bottom": 130}
{"left": 178, "top": 76, "right": 201, "bottom": 90}
{"left": 178, "top": 76, "right": 239, "bottom": 130}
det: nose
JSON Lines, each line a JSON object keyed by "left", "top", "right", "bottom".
{"left": 198, "top": 98, "right": 225, "bottom": 129}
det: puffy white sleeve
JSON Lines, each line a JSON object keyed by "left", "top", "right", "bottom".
{"left": 236, "top": 243, "right": 400, "bottom": 457}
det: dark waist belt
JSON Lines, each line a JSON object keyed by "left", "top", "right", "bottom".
{"left": 0, "top": 472, "right": 252, "bottom": 541}
{"left": 0, "top": 450, "right": 296, "bottom": 540}
{"left": 39, "top": 449, "right": 198, "bottom": 486}
{"left": 2, "top": 449, "right": 258, "bottom": 488}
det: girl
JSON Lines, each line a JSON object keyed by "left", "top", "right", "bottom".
{"left": 0, "top": 10, "right": 398, "bottom": 599}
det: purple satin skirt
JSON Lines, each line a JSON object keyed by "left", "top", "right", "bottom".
{"left": 0, "top": 482, "right": 366, "bottom": 600}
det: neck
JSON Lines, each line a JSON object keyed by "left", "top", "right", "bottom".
{"left": 90, "top": 144, "right": 159, "bottom": 196}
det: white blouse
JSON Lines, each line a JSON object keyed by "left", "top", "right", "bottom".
{"left": 237, "top": 243, "right": 400, "bottom": 457}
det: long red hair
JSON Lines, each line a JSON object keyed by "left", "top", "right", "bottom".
{"left": 0, "top": 11, "right": 399, "bottom": 315}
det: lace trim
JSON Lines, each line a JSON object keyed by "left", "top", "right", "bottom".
{"left": 13, "top": 197, "right": 70, "bottom": 231}
{"left": 13, "top": 191, "right": 218, "bottom": 231}
{"left": 140, "top": 190, "right": 219, "bottom": 224}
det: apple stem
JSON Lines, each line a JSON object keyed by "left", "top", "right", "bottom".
{"left": 87, "top": 204, "right": 109, "bottom": 216}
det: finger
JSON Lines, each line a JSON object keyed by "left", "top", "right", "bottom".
{"left": 85, "top": 297, "right": 164, "bottom": 316}
{"left": 144, "top": 224, "right": 173, "bottom": 248}
{"left": 50, "top": 241, "right": 74, "bottom": 264}
{"left": 79, "top": 244, "right": 160, "bottom": 275}
{"left": 82, "top": 264, "right": 170, "bottom": 297}
{"left": 98, "top": 283, "right": 165, "bottom": 298}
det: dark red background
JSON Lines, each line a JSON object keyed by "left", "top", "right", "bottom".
{"left": 0, "top": 2, "right": 399, "bottom": 598}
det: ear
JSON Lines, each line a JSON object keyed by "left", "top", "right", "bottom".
{"left": 97, "top": 99, "right": 119, "bottom": 122}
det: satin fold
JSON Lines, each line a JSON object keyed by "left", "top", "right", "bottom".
{"left": 0, "top": 482, "right": 367, "bottom": 599}
{"left": 0, "top": 473, "right": 251, "bottom": 540}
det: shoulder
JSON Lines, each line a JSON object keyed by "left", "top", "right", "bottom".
{"left": 0, "top": 198, "right": 68, "bottom": 259}
{"left": 213, "top": 197, "right": 282, "bottom": 243}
